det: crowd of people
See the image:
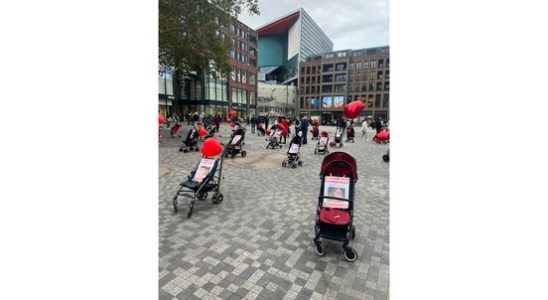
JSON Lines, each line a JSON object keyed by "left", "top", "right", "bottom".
{"left": 161, "top": 111, "right": 389, "bottom": 144}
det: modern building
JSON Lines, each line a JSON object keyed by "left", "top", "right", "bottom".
{"left": 256, "top": 8, "right": 333, "bottom": 85}
{"left": 162, "top": 19, "right": 258, "bottom": 120}
{"left": 297, "top": 46, "right": 390, "bottom": 124}
{"left": 257, "top": 81, "right": 297, "bottom": 117}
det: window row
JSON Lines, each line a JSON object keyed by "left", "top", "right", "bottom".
{"left": 231, "top": 88, "right": 256, "bottom": 105}
{"left": 231, "top": 68, "right": 257, "bottom": 84}
{"left": 299, "top": 94, "right": 389, "bottom": 109}
{"left": 349, "top": 70, "right": 390, "bottom": 81}
{"left": 348, "top": 58, "right": 389, "bottom": 70}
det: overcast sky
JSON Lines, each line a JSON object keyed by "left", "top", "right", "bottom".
{"left": 238, "top": 0, "right": 388, "bottom": 51}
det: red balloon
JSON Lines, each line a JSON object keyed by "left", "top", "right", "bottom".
{"left": 197, "top": 127, "right": 207, "bottom": 137}
{"left": 312, "top": 120, "right": 319, "bottom": 127}
{"left": 158, "top": 115, "right": 165, "bottom": 125}
{"left": 229, "top": 110, "right": 236, "bottom": 117}
{"left": 230, "top": 122, "right": 235, "bottom": 128}
{"left": 201, "top": 138, "right": 223, "bottom": 157}
{"left": 343, "top": 101, "right": 365, "bottom": 119}
{"left": 266, "top": 129, "right": 271, "bottom": 136}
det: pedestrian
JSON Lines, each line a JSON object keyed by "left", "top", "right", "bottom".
{"left": 265, "top": 116, "right": 269, "bottom": 129}
{"left": 214, "top": 114, "right": 221, "bottom": 132}
{"left": 187, "top": 113, "right": 191, "bottom": 125}
{"left": 250, "top": 115, "right": 257, "bottom": 134}
{"left": 375, "top": 117, "right": 382, "bottom": 134}
{"left": 166, "top": 114, "right": 172, "bottom": 128}
{"left": 361, "top": 120, "right": 368, "bottom": 140}
{"left": 300, "top": 116, "right": 310, "bottom": 145}
{"left": 192, "top": 112, "right": 199, "bottom": 125}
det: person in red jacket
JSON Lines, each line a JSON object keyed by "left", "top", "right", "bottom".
{"left": 282, "top": 117, "right": 290, "bottom": 143}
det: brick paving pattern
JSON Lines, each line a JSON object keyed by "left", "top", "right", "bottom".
{"left": 159, "top": 123, "right": 389, "bottom": 299}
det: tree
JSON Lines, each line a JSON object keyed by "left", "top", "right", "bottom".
{"left": 159, "top": 0, "right": 259, "bottom": 78}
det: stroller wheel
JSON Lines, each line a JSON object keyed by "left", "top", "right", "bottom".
{"left": 344, "top": 248, "right": 358, "bottom": 262}
{"left": 187, "top": 210, "right": 192, "bottom": 218}
{"left": 282, "top": 161, "right": 287, "bottom": 167}
{"left": 315, "top": 243, "right": 325, "bottom": 256}
{"left": 179, "top": 148, "right": 183, "bottom": 152}
{"left": 173, "top": 198, "right": 178, "bottom": 213}
{"left": 298, "top": 161, "right": 303, "bottom": 167}
{"left": 351, "top": 227, "right": 356, "bottom": 239}
{"left": 291, "top": 163, "right": 297, "bottom": 169}
{"left": 383, "top": 155, "right": 389, "bottom": 162}
{"left": 212, "top": 193, "right": 223, "bottom": 204}
{"left": 241, "top": 151, "right": 247, "bottom": 157}
{"left": 194, "top": 147, "right": 199, "bottom": 152}
{"left": 279, "top": 145, "right": 283, "bottom": 148}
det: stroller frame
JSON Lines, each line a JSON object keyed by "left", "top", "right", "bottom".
{"left": 224, "top": 128, "right": 247, "bottom": 158}
{"left": 173, "top": 153, "right": 225, "bottom": 218}
{"left": 266, "top": 130, "right": 283, "bottom": 149}
{"left": 179, "top": 128, "right": 200, "bottom": 152}
{"left": 313, "top": 152, "right": 358, "bottom": 262}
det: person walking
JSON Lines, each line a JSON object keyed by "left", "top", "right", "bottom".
{"left": 213, "top": 114, "right": 221, "bottom": 133}
{"left": 250, "top": 115, "right": 257, "bottom": 134}
{"left": 361, "top": 120, "right": 368, "bottom": 140}
{"left": 300, "top": 116, "right": 310, "bottom": 145}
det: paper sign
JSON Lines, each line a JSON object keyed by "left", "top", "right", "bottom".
{"left": 324, "top": 176, "right": 350, "bottom": 199}
{"left": 192, "top": 158, "right": 216, "bottom": 183}
{"left": 289, "top": 143, "right": 300, "bottom": 154}
{"left": 231, "top": 135, "right": 242, "bottom": 145}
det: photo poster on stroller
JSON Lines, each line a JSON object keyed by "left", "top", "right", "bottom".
{"left": 231, "top": 135, "right": 242, "bottom": 145}
{"left": 320, "top": 137, "right": 328, "bottom": 146}
{"left": 192, "top": 158, "right": 216, "bottom": 183}
{"left": 324, "top": 176, "right": 350, "bottom": 200}
{"left": 289, "top": 143, "right": 300, "bottom": 154}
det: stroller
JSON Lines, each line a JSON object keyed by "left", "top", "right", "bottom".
{"left": 170, "top": 123, "right": 182, "bottom": 137}
{"left": 257, "top": 123, "right": 266, "bottom": 136}
{"left": 313, "top": 152, "right": 358, "bottom": 262}
{"left": 330, "top": 128, "right": 343, "bottom": 148}
{"left": 266, "top": 128, "right": 283, "bottom": 149}
{"left": 314, "top": 131, "right": 330, "bottom": 155}
{"left": 345, "top": 127, "right": 355, "bottom": 143}
{"left": 204, "top": 124, "right": 216, "bottom": 139}
{"left": 373, "top": 128, "right": 390, "bottom": 144}
{"left": 224, "top": 125, "right": 247, "bottom": 158}
{"left": 311, "top": 126, "right": 320, "bottom": 140}
{"left": 282, "top": 133, "right": 303, "bottom": 168}
{"left": 172, "top": 153, "right": 225, "bottom": 218}
{"left": 179, "top": 126, "right": 199, "bottom": 152}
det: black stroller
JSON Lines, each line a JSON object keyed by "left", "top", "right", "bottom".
{"left": 204, "top": 124, "right": 216, "bottom": 139}
{"left": 331, "top": 128, "right": 343, "bottom": 148}
{"left": 266, "top": 127, "right": 283, "bottom": 149}
{"left": 224, "top": 125, "right": 247, "bottom": 158}
{"left": 345, "top": 127, "right": 355, "bottom": 143}
{"left": 314, "top": 152, "right": 358, "bottom": 262}
{"left": 282, "top": 133, "right": 303, "bottom": 168}
{"left": 314, "top": 130, "right": 330, "bottom": 155}
{"left": 173, "top": 153, "right": 225, "bottom": 218}
{"left": 179, "top": 126, "right": 199, "bottom": 152}
{"left": 311, "top": 126, "right": 320, "bottom": 140}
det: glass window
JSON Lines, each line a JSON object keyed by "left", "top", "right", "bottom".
{"left": 356, "top": 62, "right": 361, "bottom": 69}
{"left": 383, "top": 94, "right": 389, "bottom": 108}
{"left": 375, "top": 95, "right": 382, "bottom": 107}
{"left": 249, "top": 74, "right": 256, "bottom": 85}
{"left": 370, "top": 71, "right": 375, "bottom": 80}
{"left": 242, "top": 72, "right": 247, "bottom": 83}
{"left": 231, "top": 68, "right": 236, "bottom": 81}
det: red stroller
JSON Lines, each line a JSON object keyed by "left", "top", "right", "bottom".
{"left": 314, "top": 152, "right": 358, "bottom": 262}
{"left": 170, "top": 123, "right": 182, "bottom": 137}
{"left": 373, "top": 128, "right": 390, "bottom": 144}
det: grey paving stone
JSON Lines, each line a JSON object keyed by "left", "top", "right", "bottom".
{"left": 160, "top": 125, "right": 389, "bottom": 299}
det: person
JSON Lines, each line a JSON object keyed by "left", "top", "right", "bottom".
{"left": 186, "top": 113, "right": 192, "bottom": 125}
{"left": 338, "top": 118, "right": 347, "bottom": 139}
{"left": 192, "top": 112, "right": 199, "bottom": 125}
{"left": 361, "top": 120, "right": 368, "bottom": 140}
{"left": 375, "top": 117, "right": 383, "bottom": 134}
{"left": 265, "top": 115, "right": 269, "bottom": 129}
{"left": 213, "top": 114, "right": 221, "bottom": 132}
{"left": 250, "top": 115, "right": 257, "bottom": 134}
{"left": 166, "top": 115, "right": 172, "bottom": 128}
{"left": 300, "top": 116, "right": 310, "bottom": 145}
{"left": 282, "top": 117, "right": 290, "bottom": 137}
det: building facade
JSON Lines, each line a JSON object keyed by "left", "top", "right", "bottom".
{"left": 164, "top": 19, "right": 258, "bottom": 120}
{"left": 257, "top": 81, "right": 297, "bottom": 117}
{"left": 256, "top": 8, "right": 333, "bottom": 85}
{"left": 297, "top": 46, "right": 390, "bottom": 124}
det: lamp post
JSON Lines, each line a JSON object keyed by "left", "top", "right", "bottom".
{"left": 163, "top": 67, "right": 169, "bottom": 118}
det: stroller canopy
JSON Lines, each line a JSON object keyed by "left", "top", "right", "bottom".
{"left": 320, "top": 152, "right": 358, "bottom": 180}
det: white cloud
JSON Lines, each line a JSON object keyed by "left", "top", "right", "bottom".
{"left": 238, "top": 0, "right": 389, "bottom": 50}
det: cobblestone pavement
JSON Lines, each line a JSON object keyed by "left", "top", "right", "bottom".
{"left": 159, "top": 123, "right": 389, "bottom": 300}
